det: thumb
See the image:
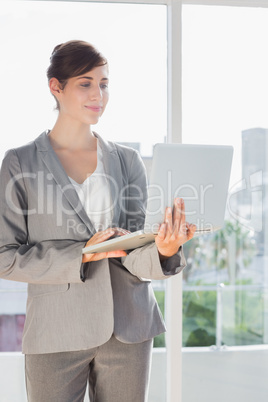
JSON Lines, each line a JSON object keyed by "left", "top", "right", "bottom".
{"left": 187, "top": 224, "right": 196, "bottom": 239}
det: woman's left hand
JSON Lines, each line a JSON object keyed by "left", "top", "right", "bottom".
{"left": 155, "top": 197, "right": 196, "bottom": 260}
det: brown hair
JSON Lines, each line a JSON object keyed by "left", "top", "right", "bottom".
{"left": 47, "top": 40, "right": 107, "bottom": 109}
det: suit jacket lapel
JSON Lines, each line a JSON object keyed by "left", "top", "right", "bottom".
{"left": 35, "top": 131, "right": 96, "bottom": 235}
{"left": 94, "top": 132, "right": 123, "bottom": 227}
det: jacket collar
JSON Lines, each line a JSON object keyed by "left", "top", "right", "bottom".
{"left": 35, "top": 130, "right": 123, "bottom": 233}
{"left": 93, "top": 132, "right": 123, "bottom": 226}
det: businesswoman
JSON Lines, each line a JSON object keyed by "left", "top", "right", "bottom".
{"left": 0, "top": 40, "right": 196, "bottom": 402}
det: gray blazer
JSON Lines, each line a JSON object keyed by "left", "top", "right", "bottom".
{"left": 0, "top": 131, "right": 186, "bottom": 354}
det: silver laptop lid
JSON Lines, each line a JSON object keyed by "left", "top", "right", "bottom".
{"left": 144, "top": 143, "right": 233, "bottom": 234}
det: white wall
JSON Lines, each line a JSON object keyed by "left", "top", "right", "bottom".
{"left": 0, "top": 353, "right": 27, "bottom": 402}
{"left": 1, "top": 346, "right": 268, "bottom": 402}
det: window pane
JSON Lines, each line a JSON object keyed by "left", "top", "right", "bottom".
{"left": 183, "top": 290, "right": 216, "bottom": 347}
{"left": 0, "top": 315, "right": 25, "bottom": 352}
{"left": 222, "top": 288, "right": 264, "bottom": 346}
{"left": 0, "top": 281, "right": 27, "bottom": 352}
{"left": 182, "top": 4, "right": 268, "bottom": 348}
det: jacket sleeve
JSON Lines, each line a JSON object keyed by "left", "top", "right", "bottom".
{"left": 0, "top": 149, "right": 85, "bottom": 284}
{"left": 121, "top": 149, "right": 187, "bottom": 280}
{"left": 122, "top": 242, "right": 187, "bottom": 281}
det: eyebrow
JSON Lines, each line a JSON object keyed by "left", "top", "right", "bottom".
{"left": 77, "top": 76, "right": 109, "bottom": 81}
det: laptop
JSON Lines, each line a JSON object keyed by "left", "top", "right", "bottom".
{"left": 82, "top": 143, "right": 233, "bottom": 254}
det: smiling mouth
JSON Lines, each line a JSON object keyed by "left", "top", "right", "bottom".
{"left": 85, "top": 106, "right": 102, "bottom": 112}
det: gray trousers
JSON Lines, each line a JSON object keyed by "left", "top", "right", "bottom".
{"left": 25, "top": 335, "right": 153, "bottom": 402}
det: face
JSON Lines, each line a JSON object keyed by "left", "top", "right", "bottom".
{"left": 53, "top": 65, "right": 109, "bottom": 126}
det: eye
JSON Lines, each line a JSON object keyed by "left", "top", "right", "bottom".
{"left": 80, "top": 83, "right": 90, "bottom": 88}
{"left": 100, "top": 83, "right": 108, "bottom": 89}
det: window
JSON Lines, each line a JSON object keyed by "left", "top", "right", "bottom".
{"left": 182, "top": 4, "right": 268, "bottom": 348}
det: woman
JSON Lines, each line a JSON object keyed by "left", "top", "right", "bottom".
{"left": 0, "top": 40, "right": 196, "bottom": 402}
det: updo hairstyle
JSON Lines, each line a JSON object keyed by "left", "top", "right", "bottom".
{"left": 47, "top": 40, "right": 107, "bottom": 109}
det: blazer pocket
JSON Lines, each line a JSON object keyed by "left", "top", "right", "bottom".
{"left": 28, "top": 283, "right": 70, "bottom": 298}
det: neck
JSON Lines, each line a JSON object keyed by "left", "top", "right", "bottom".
{"left": 49, "top": 115, "right": 97, "bottom": 151}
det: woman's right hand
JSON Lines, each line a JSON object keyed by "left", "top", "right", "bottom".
{"left": 82, "top": 228, "right": 129, "bottom": 263}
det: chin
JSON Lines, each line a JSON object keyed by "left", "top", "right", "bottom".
{"left": 89, "top": 119, "right": 100, "bottom": 125}
{"left": 81, "top": 117, "right": 100, "bottom": 125}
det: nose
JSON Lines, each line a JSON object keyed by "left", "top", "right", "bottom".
{"left": 91, "top": 84, "right": 103, "bottom": 101}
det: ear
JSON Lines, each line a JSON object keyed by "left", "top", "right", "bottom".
{"left": 49, "top": 78, "right": 62, "bottom": 98}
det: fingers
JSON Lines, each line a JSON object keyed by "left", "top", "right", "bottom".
{"left": 84, "top": 229, "right": 115, "bottom": 249}
{"left": 186, "top": 222, "right": 197, "bottom": 240}
{"left": 112, "top": 227, "right": 131, "bottom": 237}
{"left": 82, "top": 227, "right": 129, "bottom": 263}
{"left": 155, "top": 197, "right": 198, "bottom": 259}
{"left": 163, "top": 198, "right": 185, "bottom": 239}
{"left": 165, "top": 207, "right": 173, "bottom": 237}
{"left": 91, "top": 249, "right": 127, "bottom": 262}
{"left": 106, "top": 250, "right": 127, "bottom": 258}
{"left": 82, "top": 249, "right": 127, "bottom": 263}
{"left": 157, "top": 223, "right": 167, "bottom": 241}
{"left": 85, "top": 226, "right": 129, "bottom": 248}
{"left": 157, "top": 197, "right": 194, "bottom": 243}
{"left": 173, "top": 197, "right": 186, "bottom": 235}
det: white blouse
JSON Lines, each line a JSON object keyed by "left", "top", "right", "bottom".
{"left": 68, "top": 140, "right": 113, "bottom": 232}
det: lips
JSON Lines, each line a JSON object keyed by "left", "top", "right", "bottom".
{"left": 85, "top": 106, "right": 102, "bottom": 112}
